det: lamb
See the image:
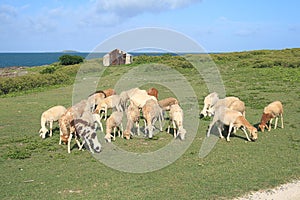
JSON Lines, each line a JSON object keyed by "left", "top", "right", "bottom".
{"left": 200, "top": 92, "right": 245, "bottom": 118}
{"left": 39, "top": 105, "right": 67, "bottom": 139}
{"left": 258, "top": 101, "right": 284, "bottom": 132}
{"left": 167, "top": 104, "right": 186, "bottom": 140}
{"left": 93, "top": 94, "right": 123, "bottom": 120}
{"left": 105, "top": 111, "right": 124, "bottom": 142}
{"left": 142, "top": 99, "right": 164, "bottom": 139}
{"left": 207, "top": 106, "right": 258, "bottom": 142}
{"left": 123, "top": 102, "right": 140, "bottom": 139}
{"left": 147, "top": 87, "right": 159, "bottom": 99}
{"left": 158, "top": 97, "right": 179, "bottom": 111}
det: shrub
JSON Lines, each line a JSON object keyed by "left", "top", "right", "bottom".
{"left": 59, "top": 54, "right": 84, "bottom": 65}
{"left": 40, "top": 66, "right": 57, "bottom": 74}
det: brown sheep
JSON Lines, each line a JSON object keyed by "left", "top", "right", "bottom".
{"left": 258, "top": 101, "right": 284, "bottom": 132}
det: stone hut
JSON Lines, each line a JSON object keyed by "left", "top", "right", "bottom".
{"left": 103, "top": 49, "right": 133, "bottom": 66}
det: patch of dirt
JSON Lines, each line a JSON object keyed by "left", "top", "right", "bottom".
{"left": 235, "top": 180, "right": 300, "bottom": 200}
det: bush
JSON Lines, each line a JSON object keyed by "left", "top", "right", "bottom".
{"left": 59, "top": 54, "right": 84, "bottom": 65}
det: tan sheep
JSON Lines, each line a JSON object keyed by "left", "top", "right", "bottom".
{"left": 124, "top": 102, "right": 140, "bottom": 139}
{"left": 142, "top": 99, "right": 164, "bottom": 139}
{"left": 39, "top": 105, "right": 67, "bottom": 139}
{"left": 207, "top": 107, "right": 258, "bottom": 142}
{"left": 105, "top": 111, "right": 124, "bottom": 142}
{"left": 167, "top": 104, "right": 186, "bottom": 140}
{"left": 259, "top": 101, "right": 284, "bottom": 132}
{"left": 93, "top": 94, "right": 123, "bottom": 120}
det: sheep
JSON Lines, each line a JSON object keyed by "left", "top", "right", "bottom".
{"left": 93, "top": 94, "right": 123, "bottom": 120}
{"left": 147, "top": 87, "right": 159, "bottom": 99}
{"left": 142, "top": 99, "right": 164, "bottom": 139}
{"left": 258, "top": 101, "right": 284, "bottom": 132}
{"left": 87, "top": 90, "right": 106, "bottom": 111}
{"left": 200, "top": 92, "right": 245, "bottom": 118}
{"left": 120, "top": 87, "right": 157, "bottom": 109}
{"left": 158, "top": 97, "right": 179, "bottom": 111}
{"left": 59, "top": 100, "right": 101, "bottom": 153}
{"left": 105, "top": 111, "right": 124, "bottom": 143}
{"left": 167, "top": 104, "right": 186, "bottom": 140}
{"left": 39, "top": 105, "right": 67, "bottom": 139}
{"left": 207, "top": 106, "right": 258, "bottom": 142}
{"left": 123, "top": 102, "right": 140, "bottom": 139}
{"left": 72, "top": 110, "right": 102, "bottom": 154}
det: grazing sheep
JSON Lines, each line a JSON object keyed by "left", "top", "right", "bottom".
{"left": 59, "top": 100, "right": 102, "bottom": 153}
{"left": 142, "top": 99, "right": 164, "bottom": 139}
{"left": 147, "top": 87, "right": 159, "bottom": 99}
{"left": 93, "top": 94, "right": 123, "bottom": 120}
{"left": 200, "top": 92, "right": 245, "bottom": 118}
{"left": 259, "top": 101, "right": 284, "bottom": 132}
{"left": 207, "top": 107, "right": 258, "bottom": 142}
{"left": 120, "top": 88, "right": 157, "bottom": 109}
{"left": 167, "top": 104, "right": 186, "bottom": 140}
{"left": 124, "top": 102, "right": 140, "bottom": 139}
{"left": 87, "top": 90, "right": 106, "bottom": 112}
{"left": 39, "top": 105, "right": 67, "bottom": 139}
{"left": 105, "top": 111, "right": 124, "bottom": 142}
{"left": 158, "top": 97, "right": 179, "bottom": 111}
{"left": 72, "top": 110, "right": 102, "bottom": 154}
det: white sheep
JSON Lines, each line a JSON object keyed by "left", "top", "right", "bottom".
{"left": 142, "top": 99, "right": 164, "bottom": 139}
{"left": 123, "top": 102, "right": 140, "bottom": 139}
{"left": 93, "top": 94, "right": 123, "bottom": 120}
{"left": 120, "top": 87, "right": 157, "bottom": 109}
{"left": 39, "top": 105, "right": 67, "bottom": 139}
{"left": 105, "top": 111, "right": 124, "bottom": 142}
{"left": 167, "top": 104, "right": 186, "bottom": 140}
{"left": 258, "top": 101, "right": 284, "bottom": 132}
{"left": 200, "top": 92, "right": 245, "bottom": 118}
{"left": 207, "top": 106, "right": 258, "bottom": 142}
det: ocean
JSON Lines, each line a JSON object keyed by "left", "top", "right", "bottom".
{"left": 0, "top": 52, "right": 105, "bottom": 68}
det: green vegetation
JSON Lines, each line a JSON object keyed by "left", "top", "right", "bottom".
{"left": 0, "top": 49, "right": 299, "bottom": 199}
{"left": 59, "top": 54, "right": 84, "bottom": 65}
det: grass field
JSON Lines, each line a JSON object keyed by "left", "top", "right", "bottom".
{"left": 0, "top": 49, "right": 299, "bottom": 199}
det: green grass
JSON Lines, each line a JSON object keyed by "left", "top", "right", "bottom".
{"left": 0, "top": 49, "right": 299, "bottom": 199}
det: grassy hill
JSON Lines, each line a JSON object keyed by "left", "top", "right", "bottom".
{"left": 0, "top": 49, "right": 299, "bottom": 199}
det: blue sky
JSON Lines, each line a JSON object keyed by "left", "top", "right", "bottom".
{"left": 0, "top": 0, "right": 299, "bottom": 52}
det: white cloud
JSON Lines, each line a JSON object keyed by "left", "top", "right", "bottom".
{"left": 80, "top": 0, "right": 201, "bottom": 26}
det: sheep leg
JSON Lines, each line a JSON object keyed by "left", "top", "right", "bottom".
{"left": 274, "top": 117, "right": 278, "bottom": 129}
{"left": 120, "top": 123, "right": 124, "bottom": 138}
{"left": 207, "top": 116, "right": 218, "bottom": 137}
{"left": 49, "top": 120, "right": 53, "bottom": 137}
{"left": 113, "top": 127, "right": 116, "bottom": 141}
{"left": 167, "top": 120, "right": 171, "bottom": 134}
{"left": 67, "top": 134, "right": 72, "bottom": 153}
{"left": 104, "top": 105, "right": 108, "bottom": 120}
{"left": 226, "top": 124, "right": 234, "bottom": 142}
{"left": 268, "top": 118, "right": 273, "bottom": 131}
{"left": 136, "top": 121, "right": 140, "bottom": 136}
{"left": 241, "top": 127, "right": 251, "bottom": 141}
{"left": 172, "top": 121, "right": 177, "bottom": 138}
{"left": 217, "top": 124, "right": 224, "bottom": 139}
